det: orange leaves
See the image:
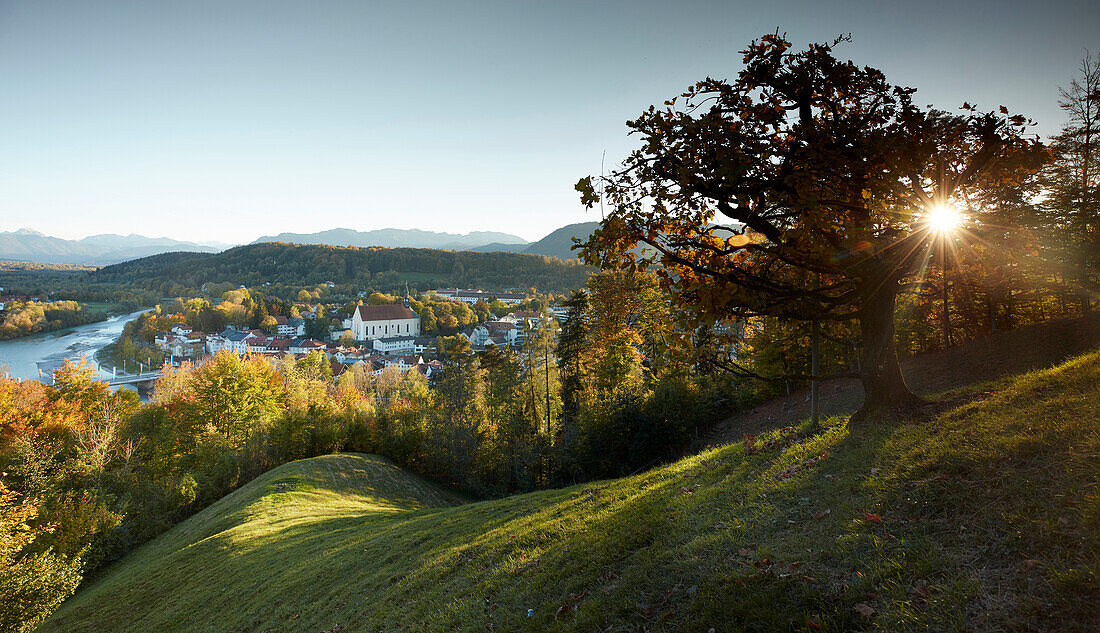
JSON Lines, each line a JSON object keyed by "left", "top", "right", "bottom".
{"left": 863, "top": 513, "right": 882, "bottom": 523}
{"left": 725, "top": 233, "right": 759, "bottom": 249}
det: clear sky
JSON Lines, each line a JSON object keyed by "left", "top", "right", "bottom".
{"left": 0, "top": 0, "right": 1096, "bottom": 243}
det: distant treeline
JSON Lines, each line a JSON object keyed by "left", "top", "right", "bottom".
{"left": 90, "top": 243, "right": 593, "bottom": 296}
{"left": 0, "top": 300, "right": 108, "bottom": 340}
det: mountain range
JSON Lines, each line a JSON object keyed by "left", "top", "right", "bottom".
{"left": 252, "top": 223, "right": 602, "bottom": 259}
{"left": 251, "top": 228, "right": 529, "bottom": 251}
{"left": 0, "top": 229, "right": 229, "bottom": 265}
{"left": 1, "top": 222, "right": 602, "bottom": 265}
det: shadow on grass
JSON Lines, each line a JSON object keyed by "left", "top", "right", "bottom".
{"left": 42, "top": 353, "right": 1100, "bottom": 633}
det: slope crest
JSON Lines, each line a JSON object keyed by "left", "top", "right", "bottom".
{"left": 40, "top": 353, "right": 1100, "bottom": 632}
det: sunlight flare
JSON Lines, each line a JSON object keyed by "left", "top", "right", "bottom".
{"left": 925, "top": 204, "right": 963, "bottom": 233}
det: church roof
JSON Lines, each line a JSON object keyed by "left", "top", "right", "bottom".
{"left": 356, "top": 304, "right": 417, "bottom": 321}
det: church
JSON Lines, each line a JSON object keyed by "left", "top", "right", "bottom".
{"left": 351, "top": 303, "right": 421, "bottom": 341}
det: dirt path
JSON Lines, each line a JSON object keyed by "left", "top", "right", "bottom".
{"left": 701, "top": 311, "right": 1100, "bottom": 447}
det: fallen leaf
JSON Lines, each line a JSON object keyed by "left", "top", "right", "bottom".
{"left": 864, "top": 513, "right": 882, "bottom": 523}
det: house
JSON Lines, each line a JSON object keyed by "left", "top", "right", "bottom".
{"left": 272, "top": 316, "right": 306, "bottom": 337}
{"left": 330, "top": 360, "right": 353, "bottom": 379}
{"left": 384, "top": 354, "right": 424, "bottom": 372}
{"left": 205, "top": 332, "right": 227, "bottom": 354}
{"left": 332, "top": 346, "right": 371, "bottom": 363}
{"left": 205, "top": 327, "right": 255, "bottom": 355}
{"left": 245, "top": 333, "right": 270, "bottom": 353}
{"left": 288, "top": 338, "right": 327, "bottom": 355}
{"left": 267, "top": 338, "right": 291, "bottom": 355}
{"left": 414, "top": 359, "right": 444, "bottom": 382}
{"left": 351, "top": 303, "right": 420, "bottom": 341}
{"left": 468, "top": 321, "right": 522, "bottom": 348}
{"left": 224, "top": 329, "right": 255, "bottom": 354}
{"left": 155, "top": 332, "right": 202, "bottom": 358}
{"left": 504, "top": 311, "right": 548, "bottom": 331}
{"left": 373, "top": 335, "right": 418, "bottom": 356}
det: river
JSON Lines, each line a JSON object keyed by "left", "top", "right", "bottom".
{"left": 0, "top": 309, "right": 148, "bottom": 382}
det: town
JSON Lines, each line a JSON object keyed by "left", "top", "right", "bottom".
{"left": 146, "top": 287, "right": 566, "bottom": 384}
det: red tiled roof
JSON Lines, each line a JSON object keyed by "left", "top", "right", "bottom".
{"left": 357, "top": 304, "right": 417, "bottom": 321}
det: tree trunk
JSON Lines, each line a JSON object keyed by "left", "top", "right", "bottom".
{"left": 852, "top": 279, "right": 924, "bottom": 423}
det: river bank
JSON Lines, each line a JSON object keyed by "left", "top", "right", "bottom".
{"left": 0, "top": 308, "right": 149, "bottom": 381}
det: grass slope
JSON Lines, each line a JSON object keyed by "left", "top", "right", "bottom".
{"left": 42, "top": 355, "right": 1099, "bottom": 632}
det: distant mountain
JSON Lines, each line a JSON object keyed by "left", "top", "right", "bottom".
{"left": 79, "top": 233, "right": 232, "bottom": 251}
{"left": 467, "top": 242, "right": 529, "bottom": 254}
{"left": 0, "top": 229, "right": 225, "bottom": 265}
{"left": 252, "top": 228, "right": 529, "bottom": 251}
{"left": 522, "top": 221, "right": 601, "bottom": 260}
{"left": 250, "top": 223, "right": 603, "bottom": 259}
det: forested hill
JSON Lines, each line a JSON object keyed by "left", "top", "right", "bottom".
{"left": 90, "top": 242, "right": 593, "bottom": 294}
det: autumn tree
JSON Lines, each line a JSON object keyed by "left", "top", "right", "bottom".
{"left": 186, "top": 351, "right": 284, "bottom": 446}
{"left": 578, "top": 34, "right": 1043, "bottom": 420}
{"left": 0, "top": 483, "right": 83, "bottom": 633}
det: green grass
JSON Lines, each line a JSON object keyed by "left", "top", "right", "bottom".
{"left": 40, "top": 354, "right": 1100, "bottom": 632}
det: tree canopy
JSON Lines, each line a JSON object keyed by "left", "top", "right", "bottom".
{"left": 578, "top": 33, "right": 1045, "bottom": 419}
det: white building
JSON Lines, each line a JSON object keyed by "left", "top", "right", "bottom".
{"left": 351, "top": 304, "right": 420, "bottom": 341}
{"left": 434, "top": 289, "right": 527, "bottom": 305}
{"left": 468, "top": 321, "right": 521, "bottom": 347}
{"left": 272, "top": 316, "right": 306, "bottom": 337}
{"left": 373, "top": 335, "right": 418, "bottom": 355}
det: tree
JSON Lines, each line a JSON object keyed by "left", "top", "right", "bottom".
{"left": 556, "top": 289, "right": 590, "bottom": 425}
{"left": 1045, "top": 51, "right": 1100, "bottom": 308}
{"left": 520, "top": 304, "right": 561, "bottom": 435}
{"left": 577, "top": 34, "right": 1043, "bottom": 420}
{"left": 437, "top": 335, "right": 472, "bottom": 363}
{"left": 186, "top": 351, "right": 284, "bottom": 446}
{"left": 338, "top": 330, "right": 356, "bottom": 347}
{"left": 470, "top": 299, "right": 489, "bottom": 323}
{"left": 0, "top": 483, "right": 83, "bottom": 633}
{"left": 488, "top": 299, "right": 510, "bottom": 318}
{"left": 259, "top": 315, "right": 279, "bottom": 334}
{"left": 419, "top": 305, "right": 437, "bottom": 332}
{"left": 303, "top": 316, "right": 330, "bottom": 340}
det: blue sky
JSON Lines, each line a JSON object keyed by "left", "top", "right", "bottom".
{"left": 0, "top": 0, "right": 1096, "bottom": 243}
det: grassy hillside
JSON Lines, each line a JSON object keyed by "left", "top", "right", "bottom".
{"left": 41, "top": 354, "right": 1099, "bottom": 632}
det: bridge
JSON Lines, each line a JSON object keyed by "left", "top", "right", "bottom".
{"left": 106, "top": 370, "right": 163, "bottom": 387}
{"left": 33, "top": 359, "right": 163, "bottom": 388}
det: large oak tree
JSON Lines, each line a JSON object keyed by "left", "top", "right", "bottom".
{"left": 577, "top": 34, "right": 1044, "bottom": 420}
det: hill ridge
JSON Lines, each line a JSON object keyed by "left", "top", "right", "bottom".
{"left": 40, "top": 350, "right": 1100, "bottom": 632}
